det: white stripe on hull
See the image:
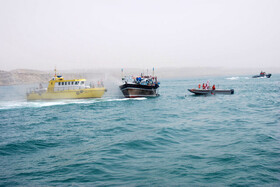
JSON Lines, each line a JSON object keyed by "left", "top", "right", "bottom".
{"left": 126, "top": 95, "right": 158, "bottom": 97}
{"left": 120, "top": 87, "right": 157, "bottom": 91}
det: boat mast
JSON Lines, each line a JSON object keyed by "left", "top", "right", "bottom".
{"left": 54, "top": 67, "right": 57, "bottom": 78}
{"left": 121, "top": 68, "right": 124, "bottom": 80}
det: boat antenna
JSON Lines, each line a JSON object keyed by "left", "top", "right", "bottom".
{"left": 54, "top": 67, "right": 57, "bottom": 77}
{"left": 153, "top": 67, "right": 154, "bottom": 77}
{"left": 121, "top": 68, "right": 123, "bottom": 78}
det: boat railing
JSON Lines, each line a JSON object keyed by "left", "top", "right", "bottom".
{"left": 27, "top": 80, "right": 105, "bottom": 94}
{"left": 52, "top": 84, "right": 103, "bottom": 92}
{"left": 27, "top": 88, "right": 47, "bottom": 94}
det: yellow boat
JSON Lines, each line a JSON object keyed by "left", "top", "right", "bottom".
{"left": 27, "top": 69, "right": 106, "bottom": 100}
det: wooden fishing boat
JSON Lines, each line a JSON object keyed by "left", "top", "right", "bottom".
{"left": 120, "top": 69, "right": 160, "bottom": 98}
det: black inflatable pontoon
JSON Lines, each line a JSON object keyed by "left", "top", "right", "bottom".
{"left": 188, "top": 89, "right": 234, "bottom": 95}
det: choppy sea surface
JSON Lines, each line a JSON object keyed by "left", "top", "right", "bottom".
{"left": 0, "top": 75, "right": 279, "bottom": 186}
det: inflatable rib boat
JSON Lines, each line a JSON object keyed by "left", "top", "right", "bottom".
{"left": 188, "top": 89, "right": 234, "bottom": 95}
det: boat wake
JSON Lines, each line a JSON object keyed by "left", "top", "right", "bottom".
{"left": 0, "top": 100, "right": 91, "bottom": 110}
{"left": 226, "top": 76, "right": 249, "bottom": 80}
{"left": 226, "top": 77, "right": 239, "bottom": 80}
{"left": 0, "top": 100, "right": 68, "bottom": 110}
{"left": 0, "top": 97, "right": 147, "bottom": 110}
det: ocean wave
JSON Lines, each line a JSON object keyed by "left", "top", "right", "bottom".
{"left": 0, "top": 139, "right": 59, "bottom": 156}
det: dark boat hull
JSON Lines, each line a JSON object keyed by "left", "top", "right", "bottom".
{"left": 188, "top": 89, "right": 234, "bottom": 95}
{"left": 266, "top": 74, "right": 272, "bottom": 78}
{"left": 252, "top": 74, "right": 272, "bottom": 78}
{"left": 119, "top": 84, "right": 159, "bottom": 98}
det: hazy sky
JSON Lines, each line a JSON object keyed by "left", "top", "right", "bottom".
{"left": 0, "top": 0, "right": 279, "bottom": 71}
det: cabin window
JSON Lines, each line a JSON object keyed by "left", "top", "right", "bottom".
{"left": 58, "top": 82, "right": 61, "bottom": 86}
{"left": 81, "top": 81, "right": 84, "bottom": 85}
{"left": 68, "top": 82, "right": 70, "bottom": 85}
{"left": 62, "top": 82, "right": 64, "bottom": 85}
{"left": 75, "top": 81, "right": 79, "bottom": 85}
{"left": 72, "top": 82, "right": 74, "bottom": 85}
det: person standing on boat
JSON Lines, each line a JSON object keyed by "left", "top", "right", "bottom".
{"left": 206, "top": 81, "right": 210, "bottom": 90}
{"left": 198, "top": 84, "right": 201, "bottom": 89}
{"left": 202, "top": 83, "right": 205, "bottom": 89}
{"left": 212, "top": 84, "right": 216, "bottom": 90}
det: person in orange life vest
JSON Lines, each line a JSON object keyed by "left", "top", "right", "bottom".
{"left": 212, "top": 84, "right": 216, "bottom": 90}
{"left": 198, "top": 84, "right": 201, "bottom": 89}
{"left": 202, "top": 83, "right": 205, "bottom": 89}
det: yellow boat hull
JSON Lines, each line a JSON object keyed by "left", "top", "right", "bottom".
{"left": 27, "top": 88, "right": 106, "bottom": 100}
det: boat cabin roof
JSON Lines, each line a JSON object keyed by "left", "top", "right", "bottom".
{"left": 50, "top": 76, "right": 86, "bottom": 82}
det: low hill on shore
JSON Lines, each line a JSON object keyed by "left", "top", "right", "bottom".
{"left": 1, "top": 67, "right": 279, "bottom": 86}
{"left": 0, "top": 69, "right": 51, "bottom": 86}
{"left": 0, "top": 69, "right": 107, "bottom": 86}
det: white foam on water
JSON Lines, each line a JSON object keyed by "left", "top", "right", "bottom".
{"left": 0, "top": 97, "right": 147, "bottom": 110}
{"left": 106, "top": 98, "right": 130, "bottom": 102}
{"left": 226, "top": 76, "right": 250, "bottom": 80}
{"left": 130, "top": 97, "right": 147, "bottom": 100}
{"left": 226, "top": 77, "right": 240, "bottom": 80}
{"left": 0, "top": 98, "right": 103, "bottom": 110}
{"left": 0, "top": 100, "right": 81, "bottom": 110}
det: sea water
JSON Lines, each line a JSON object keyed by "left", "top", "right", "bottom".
{"left": 0, "top": 75, "right": 279, "bottom": 186}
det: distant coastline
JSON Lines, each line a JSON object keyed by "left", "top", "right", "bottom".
{"left": 1, "top": 67, "right": 279, "bottom": 86}
{"left": 0, "top": 69, "right": 50, "bottom": 86}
